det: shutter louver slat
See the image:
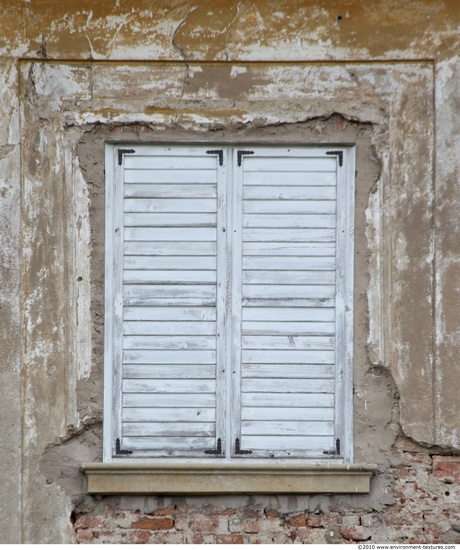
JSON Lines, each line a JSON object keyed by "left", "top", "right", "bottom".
{"left": 242, "top": 157, "right": 336, "bottom": 172}
{"left": 123, "top": 321, "right": 217, "bottom": 336}
{"left": 124, "top": 169, "right": 217, "bottom": 184}
{"left": 243, "top": 213, "right": 336, "bottom": 228}
{"left": 123, "top": 437, "right": 216, "bottom": 452}
{"left": 124, "top": 241, "right": 216, "bottom": 255}
{"left": 124, "top": 213, "right": 217, "bottom": 227}
{"left": 123, "top": 307, "right": 216, "bottom": 321}
{"left": 243, "top": 186, "right": 336, "bottom": 200}
{"left": 243, "top": 171, "right": 336, "bottom": 186}
{"left": 123, "top": 394, "right": 216, "bottom": 408}
{"left": 123, "top": 408, "right": 215, "bottom": 421}
{"left": 124, "top": 184, "right": 217, "bottom": 198}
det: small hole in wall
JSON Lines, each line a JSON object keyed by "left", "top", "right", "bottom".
{"left": 70, "top": 510, "right": 76, "bottom": 525}
{"left": 336, "top": 15, "right": 343, "bottom": 23}
{"left": 445, "top": 491, "right": 450, "bottom": 496}
{"left": 77, "top": 276, "right": 83, "bottom": 282}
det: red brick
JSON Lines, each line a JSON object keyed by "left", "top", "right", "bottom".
{"left": 75, "top": 516, "right": 104, "bottom": 530}
{"left": 424, "top": 526, "right": 441, "bottom": 540}
{"left": 288, "top": 514, "right": 307, "bottom": 527}
{"left": 216, "top": 534, "right": 244, "bottom": 544}
{"left": 131, "top": 517, "right": 174, "bottom": 530}
{"left": 340, "top": 526, "right": 371, "bottom": 542}
{"left": 129, "top": 530, "right": 152, "bottom": 543}
{"left": 307, "top": 515, "right": 325, "bottom": 528}
{"left": 187, "top": 533, "right": 216, "bottom": 544}
{"left": 190, "top": 516, "right": 219, "bottom": 532}
{"left": 241, "top": 519, "right": 261, "bottom": 533}
{"left": 433, "top": 457, "right": 460, "bottom": 482}
{"left": 264, "top": 509, "right": 280, "bottom": 518}
{"left": 297, "top": 526, "right": 327, "bottom": 544}
{"left": 400, "top": 452, "right": 432, "bottom": 467}
{"left": 148, "top": 507, "right": 175, "bottom": 516}
{"left": 76, "top": 530, "right": 94, "bottom": 542}
{"left": 206, "top": 506, "right": 234, "bottom": 516}
{"left": 99, "top": 530, "right": 119, "bottom": 539}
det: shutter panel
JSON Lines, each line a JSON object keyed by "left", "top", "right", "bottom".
{"left": 113, "top": 146, "right": 226, "bottom": 457}
{"left": 234, "top": 148, "right": 346, "bottom": 458}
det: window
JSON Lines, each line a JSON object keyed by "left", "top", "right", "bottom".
{"left": 104, "top": 144, "right": 355, "bottom": 462}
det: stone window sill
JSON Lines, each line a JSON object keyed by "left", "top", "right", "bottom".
{"left": 82, "top": 463, "right": 377, "bottom": 495}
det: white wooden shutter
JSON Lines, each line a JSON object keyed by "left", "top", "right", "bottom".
{"left": 108, "top": 145, "right": 226, "bottom": 458}
{"left": 232, "top": 147, "right": 354, "bottom": 459}
{"left": 105, "top": 144, "right": 354, "bottom": 462}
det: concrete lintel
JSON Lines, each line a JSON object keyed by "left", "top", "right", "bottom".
{"left": 83, "top": 463, "right": 376, "bottom": 495}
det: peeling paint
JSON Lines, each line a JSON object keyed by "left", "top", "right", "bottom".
{"left": 72, "top": 155, "right": 92, "bottom": 381}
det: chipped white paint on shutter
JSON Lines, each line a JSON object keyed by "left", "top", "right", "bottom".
{"left": 111, "top": 146, "right": 226, "bottom": 457}
{"left": 233, "top": 148, "right": 346, "bottom": 458}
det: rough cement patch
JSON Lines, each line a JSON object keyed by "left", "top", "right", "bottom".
{"left": 40, "top": 423, "right": 102, "bottom": 500}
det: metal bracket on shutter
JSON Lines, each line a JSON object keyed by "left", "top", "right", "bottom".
{"left": 204, "top": 437, "right": 223, "bottom": 455}
{"left": 237, "top": 150, "right": 254, "bottom": 166}
{"left": 234, "top": 438, "right": 252, "bottom": 455}
{"left": 206, "top": 149, "right": 224, "bottom": 166}
{"left": 326, "top": 150, "right": 343, "bottom": 167}
{"left": 117, "top": 149, "right": 136, "bottom": 165}
{"left": 115, "top": 438, "right": 133, "bottom": 455}
{"left": 323, "top": 438, "right": 341, "bottom": 456}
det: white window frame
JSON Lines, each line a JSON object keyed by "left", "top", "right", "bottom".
{"left": 103, "top": 143, "right": 355, "bottom": 464}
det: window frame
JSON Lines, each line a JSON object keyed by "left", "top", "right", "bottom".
{"left": 103, "top": 142, "right": 355, "bottom": 464}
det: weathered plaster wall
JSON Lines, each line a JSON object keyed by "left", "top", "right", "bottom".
{"left": 0, "top": 58, "right": 22, "bottom": 543}
{"left": 434, "top": 57, "right": 460, "bottom": 449}
{"left": 1, "top": 0, "right": 460, "bottom": 61}
{"left": 1, "top": 0, "right": 459, "bottom": 543}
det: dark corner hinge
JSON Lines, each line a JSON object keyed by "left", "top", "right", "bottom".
{"left": 205, "top": 437, "right": 223, "bottom": 455}
{"left": 237, "top": 150, "right": 254, "bottom": 167}
{"left": 115, "top": 438, "right": 133, "bottom": 455}
{"left": 326, "top": 150, "right": 343, "bottom": 167}
{"left": 235, "top": 437, "right": 252, "bottom": 455}
{"left": 323, "top": 438, "right": 341, "bottom": 456}
{"left": 117, "top": 148, "right": 136, "bottom": 165}
{"left": 206, "top": 149, "right": 224, "bottom": 166}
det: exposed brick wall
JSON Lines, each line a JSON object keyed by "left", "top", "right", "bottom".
{"left": 74, "top": 453, "right": 460, "bottom": 544}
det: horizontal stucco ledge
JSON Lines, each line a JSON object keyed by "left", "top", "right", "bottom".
{"left": 82, "top": 463, "right": 377, "bottom": 495}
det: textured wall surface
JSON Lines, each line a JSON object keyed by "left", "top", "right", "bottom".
{"left": 0, "top": 0, "right": 459, "bottom": 543}
{"left": 74, "top": 452, "right": 460, "bottom": 544}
